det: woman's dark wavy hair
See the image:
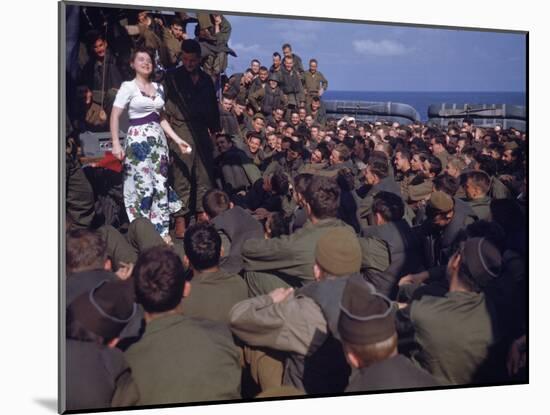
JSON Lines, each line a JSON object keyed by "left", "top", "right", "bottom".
{"left": 129, "top": 46, "right": 156, "bottom": 81}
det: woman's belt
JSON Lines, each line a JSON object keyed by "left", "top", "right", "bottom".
{"left": 129, "top": 112, "right": 161, "bottom": 126}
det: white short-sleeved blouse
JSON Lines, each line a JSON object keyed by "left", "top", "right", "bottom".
{"left": 113, "top": 80, "right": 165, "bottom": 119}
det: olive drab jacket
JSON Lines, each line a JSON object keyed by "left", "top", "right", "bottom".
{"left": 242, "top": 218, "right": 390, "bottom": 282}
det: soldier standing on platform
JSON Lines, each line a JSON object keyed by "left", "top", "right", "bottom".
{"left": 164, "top": 39, "right": 221, "bottom": 237}
{"left": 303, "top": 59, "right": 328, "bottom": 108}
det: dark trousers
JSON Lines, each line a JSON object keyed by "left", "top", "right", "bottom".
{"left": 66, "top": 162, "right": 95, "bottom": 229}
{"left": 168, "top": 120, "right": 214, "bottom": 216}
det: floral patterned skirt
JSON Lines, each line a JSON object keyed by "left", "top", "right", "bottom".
{"left": 123, "top": 121, "right": 182, "bottom": 236}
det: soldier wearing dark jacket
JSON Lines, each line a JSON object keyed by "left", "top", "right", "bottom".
{"left": 500, "top": 141, "right": 525, "bottom": 190}
{"left": 80, "top": 32, "right": 123, "bottom": 102}
{"left": 219, "top": 94, "right": 241, "bottom": 137}
{"left": 231, "top": 96, "right": 252, "bottom": 141}
{"left": 200, "top": 14, "right": 233, "bottom": 81}
{"left": 308, "top": 96, "right": 327, "bottom": 127}
{"left": 402, "top": 191, "right": 475, "bottom": 290}
{"left": 418, "top": 192, "right": 470, "bottom": 269}
{"left": 280, "top": 56, "right": 305, "bottom": 111}
{"left": 357, "top": 157, "right": 402, "bottom": 228}
{"left": 282, "top": 43, "right": 305, "bottom": 76}
{"left": 202, "top": 189, "right": 264, "bottom": 274}
{"left": 214, "top": 134, "right": 261, "bottom": 196}
{"left": 416, "top": 173, "right": 478, "bottom": 228}
{"left": 248, "top": 66, "right": 270, "bottom": 97}
{"left": 338, "top": 276, "right": 439, "bottom": 392}
{"left": 430, "top": 135, "right": 451, "bottom": 171}
{"left": 248, "top": 72, "right": 288, "bottom": 116}
{"left": 66, "top": 280, "right": 139, "bottom": 411}
{"left": 362, "top": 192, "right": 424, "bottom": 299}
{"left": 226, "top": 70, "right": 254, "bottom": 103}
{"left": 394, "top": 149, "right": 416, "bottom": 200}
{"left": 264, "top": 141, "right": 306, "bottom": 180}
{"left": 164, "top": 39, "right": 221, "bottom": 221}
{"left": 336, "top": 167, "right": 362, "bottom": 234}
{"left": 236, "top": 170, "right": 290, "bottom": 214}
{"left": 65, "top": 229, "right": 144, "bottom": 337}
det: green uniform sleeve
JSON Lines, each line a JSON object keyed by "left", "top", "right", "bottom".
{"left": 358, "top": 236, "right": 390, "bottom": 272}
{"left": 248, "top": 88, "right": 265, "bottom": 113}
{"left": 229, "top": 294, "right": 328, "bottom": 356}
{"left": 219, "top": 230, "right": 232, "bottom": 259}
{"left": 296, "top": 78, "right": 305, "bottom": 104}
{"left": 320, "top": 72, "right": 328, "bottom": 91}
{"left": 111, "top": 369, "right": 140, "bottom": 407}
{"left": 97, "top": 225, "right": 138, "bottom": 270}
{"left": 242, "top": 235, "right": 299, "bottom": 269}
{"left": 242, "top": 160, "right": 262, "bottom": 186}
{"left": 263, "top": 160, "right": 281, "bottom": 178}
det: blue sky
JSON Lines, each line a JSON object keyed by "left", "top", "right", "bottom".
{"left": 202, "top": 14, "right": 526, "bottom": 92}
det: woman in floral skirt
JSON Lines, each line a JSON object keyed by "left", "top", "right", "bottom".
{"left": 110, "top": 47, "right": 191, "bottom": 239}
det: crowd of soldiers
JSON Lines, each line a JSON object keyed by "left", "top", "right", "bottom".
{"left": 64, "top": 7, "right": 527, "bottom": 412}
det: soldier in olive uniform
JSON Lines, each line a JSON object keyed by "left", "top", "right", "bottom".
{"left": 218, "top": 94, "right": 241, "bottom": 138}
{"left": 248, "top": 66, "right": 270, "bottom": 97}
{"left": 180, "top": 223, "right": 248, "bottom": 323}
{"left": 226, "top": 69, "right": 255, "bottom": 104}
{"left": 280, "top": 56, "right": 305, "bottom": 119}
{"left": 430, "top": 135, "right": 451, "bottom": 172}
{"left": 248, "top": 72, "right": 288, "bottom": 117}
{"left": 303, "top": 59, "right": 328, "bottom": 108}
{"left": 394, "top": 149, "right": 416, "bottom": 201}
{"left": 463, "top": 170, "right": 493, "bottom": 221}
{"left": 79, "top": 32, "right": 122, "bottom": 116}
{"left": 307, "top": 96, "right": 327, "bottom": 127}
{"left": 163, "top": 39, "right": 221, "bottom": 236}
{"left": 122, "top": 246, "right": 242, "bottom": 405}
{"left": 125, "top": 11, "right": 163, "bottom": 55}
{"left": 269, "top": 52, "right": 284, "bottom": 76}
{"left": 199, "top": 14, "right": 233, "bottom": 82}
{"left": 399, "top": 237, "right": 502, "bottom": 385}
{"left": 282, "top": 43, "right": 304, "bottom": 77}
{"left": 159, "top": 17, "right": 185, "bottom": 68}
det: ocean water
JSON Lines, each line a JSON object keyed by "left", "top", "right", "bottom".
{"left": 322, "top": 91, "right": 526, "bottom": 121}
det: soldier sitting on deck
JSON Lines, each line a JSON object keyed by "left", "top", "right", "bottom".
{"left": 121, "top": 246, "right": 242, "bottom": 405}
{"left": 179, "top": 223, "right": 249, "bottom": 323}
